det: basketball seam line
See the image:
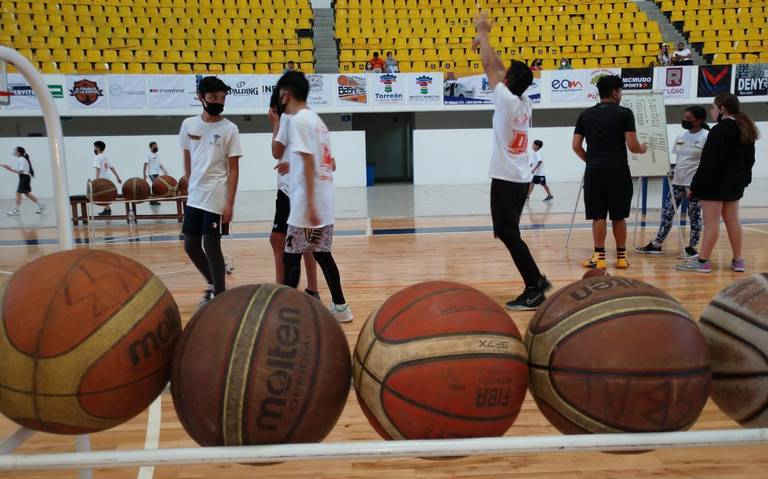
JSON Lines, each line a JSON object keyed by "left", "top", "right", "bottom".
{"left": 377, "top": 286, "right": 484, "bottom": 336}
{"left": 700, "top": 319, "right": 768, "bottom": 368}
{"left": 528, "top": 363, "right": 712, "bottom": 377}
{"left": 374, "top": 330, "right": 524, "bottom": 345}
{"left": 706, "top": 300, "right": 768, "bottom": 334}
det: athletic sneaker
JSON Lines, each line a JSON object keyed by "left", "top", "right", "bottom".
{"left": 543, "top": 195, "right": 554, "bottom": 201}
{"left": 198, "top": 286, "right": 214, "bottom": 307}
{"left": 506, "top": 287, "right": 546, "bottom": 311}
{"left": 616, "top": 256, "right": 630, "bottom": 269}
{"left": 97, "top": 208, "right": 112, "bottom": 216}
{"left": 150, "top": 201, "right": 161, "bottom": 206}
{"left": 731, "top": 258, "right": 746, "bottom": 273}
{"left": 676, "top": 259, "right": 712, "bottom": 274}
{"left": 36, "top": 204, "right": 47, "bottom": 214}
{"left": 636, "top": 242, "right": 662, "bottom": 255}
{"left": 582, "top": 253, "right": 607, "bottom": 270}
{"left": 305, "top": 289, "right": 321, "bottom": 301}
{"left": 677, "top": 247, "right": 698, "bottom": 260}
{"left": 329, "top": 303, "right": 354, "bottom": 323}
{"left": 536, "top": 275, "right": 553, "bottom": 294}
{"left": 6, "top": 208, "right": 19, "bottom": 216}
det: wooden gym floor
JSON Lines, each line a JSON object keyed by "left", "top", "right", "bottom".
{"left": 2, "top": 210, "right": 768, "bottom": 478}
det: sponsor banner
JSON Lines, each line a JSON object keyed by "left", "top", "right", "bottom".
{"left": 407, "top": 73, "right": 443, "bottom": 105}
{"left": 443, "top": 74, "right": 493, "bottom": 105}
{"left": 259, "top": 74, "right": 282, "bottom": 108}
{"left": 549, "top": 70, "right": 587, "bottom": 103}
{"left": 370, "top": 73, "right": 406, "bottom": 105}
{"left": 219, "top": 75, "right": 260, "bottom": 108}
{"left": 621, "top": 67, "right": 654, "bottom": 90}
{"left": 307, "top": 74, "right": 334, "bottom": 107}
{"left": 335, "top": 74, "right": 368, "bottom": 106}
{"left": 6, "top": 74, "right": 39, "bottom": 109}
{"left": 147, "top": 75, "right": 191, "bottom": 108}
{"left": 734, "top": 64, "right": 768, "bottom": 96}
{"left": 584, "top": 68, "right": 620, "bottom": 102}
{"left": 107, "top": 75, "right": 146, "bottom": 109}
{"left": 698, "top": 65, "right": 732, "bottom": 97}
{"left": 66, "top": 76, "right": 107, "bottom": 108}
{"left": 525, "top": 71, "right": 542, "bottom": 104}
{"left": 654, "top": 66, "right": 692, "bottom": 98}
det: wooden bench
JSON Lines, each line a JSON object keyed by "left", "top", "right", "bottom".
{"left": 69, "top": 195, "right": 186, "bottom": 226}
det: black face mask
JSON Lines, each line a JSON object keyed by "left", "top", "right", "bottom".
{"left": 94, "top": 150, "right": 98, "bottom": 155}
{"left": 681, "top": 120, "right": 694, "bottom": 130}
{"left": 203, "top": 100, "right": 224, "bottom": 116}
{"left": 152, "top": 148, "right": 159, "bottom": 153}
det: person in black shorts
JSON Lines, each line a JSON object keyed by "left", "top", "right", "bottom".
{"left": 528, "top": 140, "right": 554, "bottom": 201}
{"left": 2, "top": 146, "right": 46, "bottom": 216}
{"left": 572, "top": 75, "right": 647, "bottom": 270}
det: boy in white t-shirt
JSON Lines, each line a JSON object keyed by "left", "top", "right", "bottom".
{"left": 144, "top": 141, "right": 168, "bottom": 205}
{"left": 179, "top": 76, "right": 243, "bottom": 306}
{"left": 276, "top": 71, "right": 353, "bottom": 323}
{"left": 92, "top": 140, "right": 122, "bottom": 216}
{"left": 473, "top": 11, "right": 551, "bottom": 311}
{"left": 527, "top": 140, "right": 554, "bottom": 201}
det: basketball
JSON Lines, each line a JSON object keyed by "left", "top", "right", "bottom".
{"left": 171, "top": 284, "right": 351, "bottom": 446}
{"left": 700, "top": 273, "right": 768, "bottom": 427}
{"left": 152, "top": 175, "right": 178, "bottom": 197}
{"left": 583, "top": 269, "right": 610, "bottom": 279}
{"left": 525, "top": 276, "right": 710, "bottom": 434}
{"left": 177, "top": 175, "right": 189, "bottom": 196}
{"left": 122, "top": 177, "right": 151, "bottom": 202}
{"left": 353, "top": 281, "right": 528, "bottom": 440}
{"left": 88, "top": 178, "right": 117, "bottom": 204}
{"left": 0, "top": 249, "right": 181, "bottom": 434}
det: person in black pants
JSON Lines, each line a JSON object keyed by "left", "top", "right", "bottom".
{"left": 677, "top": 93, "right": 757, "bottom": 274}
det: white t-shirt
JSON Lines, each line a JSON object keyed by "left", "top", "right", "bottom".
{"left": 15, "top": 157, "right": 30, "bottom": 175}
{"left": 531, "top": 150, "right": 544, "bottom": 176}
{"left": 489, "top": 83, "right": 533, "bottom": 183}
{"left": 93, "top": 154, "right": 113, "bottom": 181}
{"left": 673, "top": 48, "right": 691, "bottom": 59}
{"left": 671, "top": 129, "right": 708, "bottom": 186}
{"left": 285, "top": 109, "right": 335, "bottom": 228}
{"left": 178, "top": 115, "right": 243, "bottom": 215}
{"left": 146, "top": 153, "right": 161, "bottom": 176}
{"left": 274, "top": 113, "right": 291, "bottom": 195}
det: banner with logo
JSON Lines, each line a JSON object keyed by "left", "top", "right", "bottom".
{"left": 443, "top": 74, "right": 493, "bottom": 105}
{"left": 584, "top": 68, "right": 620, "bottom": 102}
{"left": 370, "top": 73, "right": 406, "bottom": 105}
{"left": 549, "top": 70, "right": 587, "bottom": 103}
{"left": 621, "top": 68, "right": 654, "bottom": 91}
{"left": 107, "top": 75, "right": 146, "bottom": 109}
{"left": 335, "top": 74, "right": 368, "bottom": 106}
{"left": 734, "top": 64, "right": 768, "bottom": 96}
{"left": 525, "top": 71, "right": 542, "bottom": 104}
{"left": 258, "top": 74, "right": 282, "bottom": 108}
{"left": 407, "top": 73, "right": 443, "bottom": 105}
{"left": 307, "top": 74, "right": 334, "bottom": 107}
{"left": 6, "top": 74, "right": 39, "bottom": 109}
{"left": 66, "top": 76, "right": 107, "bottom": 108}
{"left": 654, "top": 66, "right": 692, "bottom": 98}
{"left": 147, "top": 75, "right": 191, "bottom": 108}
{"left": 698, "top": 65, "right": 732, "bottom": 97}
{"left": 219, "top": 75, "right": 261, "bottom": 108}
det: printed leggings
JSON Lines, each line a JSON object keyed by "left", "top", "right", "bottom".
{"left": 655, "top": 184, "right": 702, "bottom": 249}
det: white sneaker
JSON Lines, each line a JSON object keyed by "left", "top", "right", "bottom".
{"left": 36, "top": 204, "right": 47, "bottom": 214}
{"left": 329, "top": 303, "right": 354, "bottom": 323}
{"left": 6, "top": 208, "right": 19, "bottom": 216}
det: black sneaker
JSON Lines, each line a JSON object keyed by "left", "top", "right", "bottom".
{"left": 198, "top": 288, "right": 214, "bottom": 307}
{"left": 97, "top": 208, "right": 111, "bottom": 216}
{"left": 635, "top": 242, "right": 662, "bottom": 255}
{"left": 505, "top": 287, "right": 545, "bottom": 311}
{"left": 543, "top": 195, "right": 554, "bottom": 201}
{"left": 305, "top": 289, "right": 321, "bottom": 302}
{"left": 678, "top": 246, "right": 699, "bottom": 260}
{"left": 150, "top": 201, "right": 161, "bottom": 206}
{"left": 536, "top": 276, "right": 553, "bottom": 293}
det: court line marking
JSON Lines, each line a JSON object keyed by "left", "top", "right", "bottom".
{"left": 744, "top": 226, "right": 768, "bottom": 234}
{"left": 136, "top": 396, "right": 162, "bottom": 479}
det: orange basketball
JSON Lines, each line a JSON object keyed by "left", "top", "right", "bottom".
{"left": 152, "top": 175, "right": 178, "bottom": 197}
{"left": 353, "top": 281, "right": 528, "bottom": 440}
{"left": 88, "top": 178, "right": 117, "bottom": 204}
{"left": 0, "top": 250, "right": 181, "bottom": 434}
{"left": 582, "top": 269, "right": 610, "bottom": 279}
{"left": 122, "top": 177, "right": 151, "bottom": 202}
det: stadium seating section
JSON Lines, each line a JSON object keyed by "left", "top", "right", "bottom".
{"left": 336, "top": 0, "right": 664, "bottom": 73}
{"left": 659, "top": 0, "right": 768, "bottom": 64}
{"left": 0, "top": 0, "right": 314, "bottom": 74}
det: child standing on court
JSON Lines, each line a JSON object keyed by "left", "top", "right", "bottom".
{"left": 179, "top": 76, "right": 243, "bottom": 305}
{"left": 92, "top": 140, "right": 122, "bottom": 216}
{"left": 144, "top": 141, "right": 168, "bottom": 206}
{"left": 528, "top": 140, "right": 554, "bottom": 201}
{"left": 2, "top": 146, "right": 46, "bottom": 216}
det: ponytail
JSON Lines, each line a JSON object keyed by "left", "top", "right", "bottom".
{"left": 24, "top": 153, "right": 34, "bottom": 178}
{"left": 734, "top": 112, "right": 759, "bottom": 145}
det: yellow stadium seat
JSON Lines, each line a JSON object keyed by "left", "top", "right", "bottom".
{"left": 255, "top": 63, "right": 270, "bottom": 74}
{"left": 240, "top": 63, "right": 255, "bottom": 73}
{"left": 161, "top": 63, "right": 176, "bottom": 73}
{"left": 127, "top": 62, "right": 143, "bottom": 73}
{"left": 176, "top": 63, "right": 192, "bottom": 73}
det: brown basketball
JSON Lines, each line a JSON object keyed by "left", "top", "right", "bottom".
{"left": 177, "top": 175, "right": 189, "bottom": 196}
{"left": 171, "top": 284, "right": 351, "bottom": 446}
{"left": 353, "top": 281, "right": 528, "bottom": 440}
{"left": 525, "top": 276, "right": 710, "bottom": 435}
{"left": 88, "top": 178, "right": 117, "bottom": 204}
{"left": 121, "top": 177, "right": 151, "bottom": 202}
{"left": 583, "top": 269, "right": 610, "bottom": 280}
{"left": 699, "top": 273, "right": 768, "bottom": 427}
{"left": 152, "top": 175, "right": 178, "bottom": 197}
{"left": 0, "top": 250, "right": 181, "bottom": 434}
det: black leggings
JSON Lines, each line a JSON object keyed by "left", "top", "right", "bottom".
{"left": 184, "top": 234, "right": 226, "bottom": 295}
{"left": 283, "top": 251, "right": 345, "bottom": 305}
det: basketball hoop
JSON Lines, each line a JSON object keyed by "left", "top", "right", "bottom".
{"left": 0, "top": 60, "right": 10, "bottom": 107}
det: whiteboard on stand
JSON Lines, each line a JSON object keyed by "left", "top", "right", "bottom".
{"left": 621, "top": 91, "right": 671, "bottom": 178}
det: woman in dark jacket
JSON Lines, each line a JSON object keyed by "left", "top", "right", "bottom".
{"left": 677, "top": 93, "right": 757, "bottom": 273}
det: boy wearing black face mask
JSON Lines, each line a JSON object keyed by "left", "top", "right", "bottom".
{"left": 144, "top": 141, "right": 168, "bottom": 205}
{"left": 179, "top": 76, "right": 243, "bottom": 306}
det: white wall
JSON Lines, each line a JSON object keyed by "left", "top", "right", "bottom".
{"left": 0, "top": 132, "right": 366, "bottom": 199}
{"left": 414, "top": 122, "right": 768, "bottom": 185}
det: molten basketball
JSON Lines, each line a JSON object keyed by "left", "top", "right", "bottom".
{"left": 177, "top": 175, "right": 189, "bottom": 196}
{"left": 0, "top": 250, "right": 181, "bottom": 434}
{"left": 152, "top": 175, "right": 178, "bottom": 197}
{"left": 171, "top": 284, "right": 351, "bottom": 446}
{"left": 88, "top": 178, "right": 117, "bottom": 203}
{"left": 700, "top": 273, "right": 768, "bottom": 427}
{"left": 353, "top": 281, "right": 528, "bottom": 440}
{"left": 525, "top": 276, "right": 710, "bottom": 435}
{"left": 583, "top": 269, "right": 610, "bottom": 280}
{"left": 122, "top": 177, "right": 151, "bottom": 202}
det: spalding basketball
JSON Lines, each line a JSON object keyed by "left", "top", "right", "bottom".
{"left": 700, "top": 273, "right": 768, "bottom": 427}
{"left": 0, "top": 250, "right": 181, "bottom": 434}
{"left": 583, "top": 269, "right": 610, "bottom": 280}
{"left": 177, "top": 176, "right": 189, "bottom": 196}
{"left": 171, "top": 284, "right": 351, "bottom": 446}
{"left": 88, "top": 178, "right": 117, "bottom": 203}
{"left": 353, "top": 281, "right": 528, "bottom": 440}
{"left": 122, "top": 177, "right": 150, "bottom": 202}
{"left": 525, "top": 276, "right": 710, "bottom": 434}
{"left": 152, "top": 175, "right": 178, "bottom": 197}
